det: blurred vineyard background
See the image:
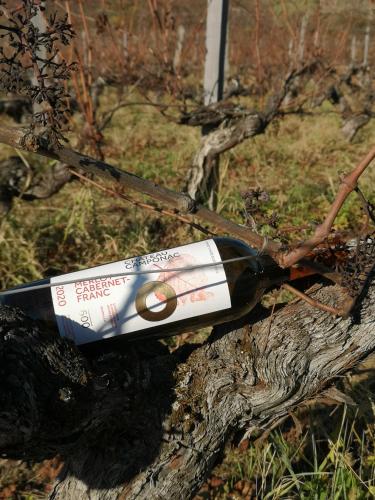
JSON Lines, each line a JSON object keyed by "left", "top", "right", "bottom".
{"left": 0, "top": 0, "right": 374, "bottom": 498}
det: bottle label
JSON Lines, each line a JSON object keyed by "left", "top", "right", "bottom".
{"left": 50, "top": 240, "right": 231, "bottom": 345}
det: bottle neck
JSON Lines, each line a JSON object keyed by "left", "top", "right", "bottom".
{"left": 256, "top": 255, "right": 317, "bottom": 289}
{"left": 256, "top": 255, "right": 291, "bottom": 288}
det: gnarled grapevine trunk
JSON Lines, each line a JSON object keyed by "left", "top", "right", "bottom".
{"left": 0, "top": 274, "right": 374, "bottom": 499}
{"left": 0, "top": 157, "right": 72, "bottom": 215}
{"left": 185, "top": 113, "right": 266, "bottom": 207}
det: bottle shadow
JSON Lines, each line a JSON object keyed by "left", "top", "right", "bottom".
{"left": 59, "top": 336, "right": 179, "bottom": 490}
{"left": 0, "top": 305, "right": 178, "bottom": 490}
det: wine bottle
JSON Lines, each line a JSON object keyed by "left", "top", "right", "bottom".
{"left": 0, "top": 237, "right": 297, "bottom": 348}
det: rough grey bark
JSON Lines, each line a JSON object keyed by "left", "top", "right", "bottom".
{"left": 0, "top": 157, "right": 72, "bottom": 215}
{"left": 1, "top": 272, "right": 374, "bottom": 499}
{"left": 186, "top": 112, "right": 266, "bottom": 204}
{"left": 338, "top": 70, "right": 374, "bottom": 141}
{"left": 185, "top": 64, "right": 317, "bottom": 209}
{"left": 315, "top": 63, "right": 375, "bottom": 142}
{"left": 313, "top": 84, "right": 352, "bottom": 115}
{"left": 0, "top": 306, "right": 92, "bottom": 459}
{"left": 51, "top": 276, "right": 375, "bottom": 499}
{"left": 341, "top": 114, "right": 371, "bottom": 142}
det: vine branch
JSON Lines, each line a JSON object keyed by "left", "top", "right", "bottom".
{"left": 0, "top": 125, "right": 373, "bottom": 276}
{"left": 279, "top": 145, "right": 375, "bottom": 267}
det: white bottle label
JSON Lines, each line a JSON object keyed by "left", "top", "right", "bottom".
{"left": 51, "top": 240, "right": 231, "bottom": 345}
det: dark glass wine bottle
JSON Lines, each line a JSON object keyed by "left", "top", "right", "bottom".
{"left": 0, "top": 237, "right": 294, "bottom": 348}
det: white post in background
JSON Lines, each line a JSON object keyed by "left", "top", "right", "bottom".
{"left": 31, "top": 0, "right": 47, "bottom": 67}
{"left": 123, "top": 31, "right": 129, "bottom": 62}
{"left": 363, "top": 24, "right": 371, "bottom": 67}
{"left": 297, "top": 14, "right": 308, "bottom": 64}
{"left": 203, "top": 0, "right": 229, "bottom": 106}
{"left": 350, "top": 35, "right": 357, "bottom": 67}
{"left": 288, "top": 38, "right": 294, "bottom": 64}
{"left": 198, "top": 0, "right": 229, "bottom": 210}
{"left": 284, "top": 14, "right": 307, "bottom": 106}
{"left": 361, "top": 6, "right": 373, "bottom": 86}
{"left": 363, "top": 4, "right": 374, "bottom": 68}
{"left": 224, "top": 26, "right": 230, "bottom": 85}
{"left": 173, "top": 25, "right": 186, "bottom": 74}
{"left": 186, "top": 0, "right": 229, "bottom": 210}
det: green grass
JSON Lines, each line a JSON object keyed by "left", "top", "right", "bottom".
{"left": 203, "top": 401, "right": 375, "bottom": 499}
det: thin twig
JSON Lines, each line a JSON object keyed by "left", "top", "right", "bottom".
{"left": 279, "top": 146, "right": 375, "bottom": 267}
{"left": 69, "top": 169, "right": 215, "bottom": 236}
{"left": 282, "top": 283, "right": 353, "bottom": 316}
{"left": 254, "top": 0, "right": 263, "bottom": 84}
{"left": 98, "top": 99, "right": 177, "bottom": 132}
{"left": 354, "top": 185, "right": 375, "bottom": 228}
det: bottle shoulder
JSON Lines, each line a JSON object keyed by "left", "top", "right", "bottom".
{"left": 212, "top": 236, "right": 289, "bottom": 287}
{"left": 213, "top": 236, "right": 259, "bottom": 257}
